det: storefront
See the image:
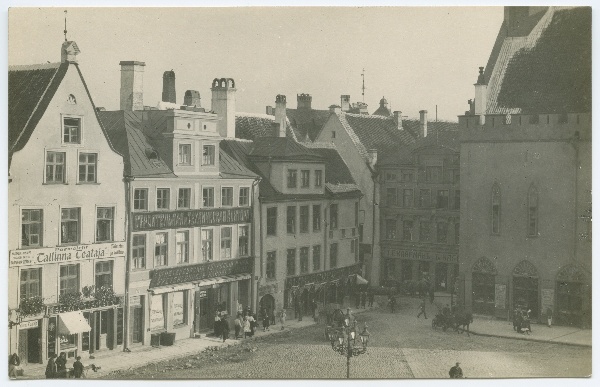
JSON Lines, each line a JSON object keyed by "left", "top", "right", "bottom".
{"left": 512, "top": 260, "right": 539, "bottom": 318}
{"left": 555, "top": 264, "right": 591, "bottom": 327}
{"left": 471, "top": 257, "right": 497, "bottom": 315}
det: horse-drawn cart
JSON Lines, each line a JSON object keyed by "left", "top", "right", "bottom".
{"left": 321, "top": 304, "right": 355, "bottom": 340}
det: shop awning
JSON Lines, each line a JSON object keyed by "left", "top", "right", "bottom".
{"left": 193, "top": 273, "right": 251, "bottom": 288}
{"left": 151, "top": 282, "right": 195, "bottom": 295}
{"left": 355, "top": 274, "right": 369, "bottom": 285}
{"left": 58, "top": 311, "right": 91, "bottom": 335}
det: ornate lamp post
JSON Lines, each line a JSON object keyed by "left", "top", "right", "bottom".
{"left": 328, "top": 308, "right": 370, "bottom": 378}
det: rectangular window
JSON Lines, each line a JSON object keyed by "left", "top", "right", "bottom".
{"left": 386, "top": 188, "right": 397, "bottom": 206}
{"left": 455, "top": 223, "right": 460, "bottom": 245}
{"left": 267, "top": 207, "right": 277, "bottom": 236}
{"left": 419, "top": 189, "right": 431, "bottom": 208}
{"left": 203, "top": 187, "right": 214, "bottom": 207}
{"left": 420, "top": 221, "right": 431, "bottom": 242}
{"left": 132, "top": 234, "right": 146, "bottom": 270}
{"left": 300, "top": 205, "right": 309, "bottom": 233}
{"left": 330, "top": 243, "right": 338, "bottom": 268}
{"left": 313, "top": 205, "right": 321, "bottom": 232}
{"left": 61, "top": 208, "right": 80, "bottom": 244}
{"left": 20, "top": 268, "right": 41, "bottom": 300}
{"left": 179, "top": 144, "right": 191, "bottom": 165}
{"left": 300, "top": 247, "right": 309, "bottom": 273}
{"left": 46, "top": 151, "right": 66, "bottom": 183}
{"left": 315, "top": 170, "right": 323, "bottom": 187}
{"left": 403, "top": 220, "right": 413, "bottom": 241}
{"left": 437, "top": 222, "right": 448, "bottom": 243}
{"left": 221, "top": 187, "right": 233, "bottom": 207}
{"left": 286, "top": 249, "right": 296, "bottom": 276}
{"left": 287, "top": 206, "right": 296, "bottom": 234}
{"left": 403, "top": 189, "right": 414, "bottom": 208}
{"left": 287, "top": 170, "right": 297, "bottom": 188}
{"left": 59, "top": 264, "right": 79, "bottom": 295}
{"left": 201, "top": 229, "right": 213, "bottom": 261}
{"left": 528, "top": 205, "right": 538, "bottom": 236}
{"left": 385, "top": 219, "right": 397, "bottom": 239}
{"left": 22, "top": 209, "right": 43, "bottom": 247}
{"left": 134, "top": 189, "right": 148, "bottom": 210}
{"left": 239, "top": 187, "right": 250, "bottom": 207}
{"left": 154, "top": 233, "right": 168, "bottom": 267}
{"left": 266, "top": 251, "right": 276, "bottom": 279}
{"left": 95, "top": 261, "right": 113, "bottom": 289}
{"left": 238, "top": 225, "right": 249, "bottom": 257}
{"left": 301, "top": 170, "right": 310, "bottom": 188}
{"left": 330, "top": 204, "right": 338, "bottom": 230}
{"left": 178, "top": 188, "right": 191, "bottom": 209}
{"left": 63, "top": 117, "right": 81, "bottom": 144}
{"left": 437, "top": 190, "right": 449, "bottom": 209}
{"left": 202, "top": 145, "right": 215, "bottom": 166}
{"left": 96, "top": 207, "right": 114, "bottom": 242}
{"left": 78, "top": 153, "right": 97, "bottom": 183}
{"left": 176, "top": 231, "right": 189, "bottom": 264}
{"left": 312, "top": 245, "right": 321, "bottom": 271}
{"left": 220, "top": 227, "right": 232, "bottom": 259}
{"left": 454, "top": 190, "right": 460, "bottom": 210}
{"left": 156, "top": 188, "right": 170, "bottom": 210}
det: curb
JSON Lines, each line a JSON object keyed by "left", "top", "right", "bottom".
{"left": 467, "top": 330, "right": 592, "bottom": 348}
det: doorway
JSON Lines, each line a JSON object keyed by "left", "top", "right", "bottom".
{"left": 435, "top": 262, "right": 448, "bottom": 291}
{"left": 18, "top": 327, "right": 41, "bottom": 364}
{"left": 93, "top": 310, "right": 114, "bottom": 351}
{"left": 132, "top": 306, "right": 144, "bottom": 344}
{"left": 259, "top": 294, "right": 276, "bottom": 324}
{"left": 513, "top": 276, "right": 539, "bottom": 318}
{"left": 195, "top": 289, "right": 211, "bottom": 332}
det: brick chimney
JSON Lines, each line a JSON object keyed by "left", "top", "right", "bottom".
{"left": 61, "top": 41, "right": 80, "bottom": 63}
{"left": 275, "top": 95, "right": 287, "bottom": 137}
{"left": 474, "top": 66, "right": 487, "bottom": 124}
{"left": 393, "top": 111, "right": 403, "bottom": 130}
{"left": 340, "top": 95, "right": 351, "bottom": 112}
{"left": 162, "top": 70, "right": 176, "bottom": 104}
{"left": 211, "top": 78, "right": 237, "bottom": 138}
{"left": 419, "top": 110, "right": 428, "bottom": 137}
{"left": 119, "top": 61, "right": 146, "bottom": 111}
{"left": 184, "top": 90, "right": 201, "bottom": 107}
{"left": 297, "top": 93, "right": 312, "bottom": 110}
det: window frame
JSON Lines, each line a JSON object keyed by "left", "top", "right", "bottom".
{"left": 287, "top": 206, "right": 297, "bottom": 234}
{"left": 287, "top": 169, "right": 298, "bottom": 188}
{"left": 96, "top": 206, "right": 114, "bottom": 243}
{"left": 286, "top": 248, "right": 296, "bottom": 276}
{"left": 59, "top": 264, "right": 79, "bottom": 296}
{"left": 178, "top": 187, "right": 192, "bottom": 209}
{"left": 20, "top": 267, "right": 42, "bottom": 300}
{"left": 201, "top": 228, "right": 214, "bottom": 262}
{"left": 94, "top": 260, "right": 114, "bottom": 289}
{"left": 221, "top": 187, "right": 234, "bottom": 207}
{"left": 156, "top": 188, "right": 170, "bottom": 210}
{"left": 330, "top": 204, "right": 338, "bottom": 230}
{"left": 266, "top": 251, "right": 276, "bottom": 279}
{"left": 419, "top": 189, "right": 431, "bottom": 208}
{"left": 61, "top": 115, "right": 83, "bottom": 145}
{"left": 437, "top": 189, "right": 449, "bottom": 209}
{"left": 402, "top": 220, "right": 413, "bottom": 241}
{"left": 238, "top": 225, "right": 249, "bottom": 257}
{"left": 178, "top": 143, "right": 192, "bottom": 166}
{"left": 300, "top": 247, "right": 310, "bottom": 274}
{"left": 315, "top": 170, "right": 323, "bottom": 187}
{"left": 176, "top": 230, "right": 190, "bottom": 264}
{"left": 312, "top": 245, "right": 321, "bottom": 271}
{"left": 220, "top": 226, "right": 232, "bottom": 259}
{"left": 202, "top": 187, "right": 215, "bottom": 208}
{"left": 329, "top": 243, "right": 338, "bottom": 269}
{"left": 420, "top": 220, "right": 431, "bottom": 242}
{"left": 492, "top": 184, "right": 501, "bottom": 235}
{"left": 132, "top": 234, "right": 146, "bottom": 270}
{"left": 386, "top": 188, "right": 397, "bottom": 207}
{"left": 239, "top": 187, "right": 250, "bottom": 207}
{"left": 154, "top": 232, "right": 168, "bottom": 267}
{"left": 21, "top": 208, "right": 43, "bottom": 248}
{"left": 403, "top": 188, "right": 414, "bottom": 208}
{"left": 385, "top": 219, "right": 397, "bottom": 239}
{"left": 527, "top": 185, "right": 539, "bottom": 237}
{"left": 301, "top": 170, "right": 310, "bottom": 188}
{"left": 133, "top": 188, "right": 149, "bottom": 211}
{"left": 266, "top": 207, "right": 278, "bottom": 236}
{"left": 45, "top": 150, "right": 66, "bottom": 184}
{"left": 313, "top": 205, "right": 321, "bottom": 232}
{"left": 78, "top": 152, "right": 98, "bottom": 184}
{"left": 202, "top": 144, "right": 215, "bottom": 166}
{"left": 60, "top": 207, "right": 80, "bottom": 245}
{"left": 299, "top": 205, "right": 309, "bottom": 233}
{"left": 437, "top": 222, "right": 448, "bottom": 244}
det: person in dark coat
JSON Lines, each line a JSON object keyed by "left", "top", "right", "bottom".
{"left": 449, "top": 362, "right": 463, "bottom": 378}
{"left": 9, "top": 353, "right": 23, "bottom": 378}
{"left": 250, "top": 313, "right": 258, "bottom": 336}
{"left": 262, "top": 308, "right": 270, "bottom": 331}
{"left": 234, "top": 314, "right": 242, "bottom": 339}
{"left": 368, "top": 291, "right": 375, "bottom": 307}
{"left": 45, "top": 353, "right": 58, "bottom": 379}
{"left": 55, "top": 352, "right": 67, "bottom": 379}
{"left": 72, "top": 356, "right": 84, "bottom": 378}
{"left": 221, "top": 316, "right": 230, "bottom": 342}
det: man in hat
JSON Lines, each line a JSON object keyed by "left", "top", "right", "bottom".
{"left": 72, "top": 356, "right": 84, "bottom": 378}
{"left": 449, "top": 362, "right": 463, "bottom": 378}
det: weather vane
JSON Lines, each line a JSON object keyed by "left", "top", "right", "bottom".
{"left": 64, "top": 10, "right": 68, "bottom": 41}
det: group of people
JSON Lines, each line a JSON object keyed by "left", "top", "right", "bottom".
{"left": 355, "top": 291, "right": 375, "bottom": 309}
{"left": 513, "top": 307, "right": 533, "bottom": 334}
{"left": 8, "top": 353, "right": 23, "bottom": 378}
{"left": 45, "top": 352, "right": 85, "bottom": 379}
{"left": 216, "top": 306, "right": 289, "bottom": 342}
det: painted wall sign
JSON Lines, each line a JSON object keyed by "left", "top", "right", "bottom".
{"left": 383, "top": 248, "right": 458, "bottom": 263}
{"left": 541, "top": 289, "right": 555, "bottom": 314}
{"left": 150, "top": 257, "right": 252, "bottom": 288}
{"left": 19, "top": 320, "right": 39, "bottom": 330}
{"left": 149, "top": 295, "right": 165, "bottom": 331}
{"left": 495, "top": 284, "right": 507, "bottom": 309}
{"left": 172, "top": 291, "right": 185, "bottom": 326}
{"left": 9, "top": 242, "right": 126, "bottom": 268}
{"left": 285, "top": 264, "right": 361, "bottom": 289}
{"left": 132, "top": 207, "right": 251, "bottom": 232}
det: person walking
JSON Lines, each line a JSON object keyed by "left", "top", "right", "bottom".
{"left": 449, "top": 362, "right": 463, "bottom": 378}
{"left": 262, "top": 308, "right": 270, "bottom": 332}
{"left": 72, "top": 356, "right": 84, "bottom": 379}
{"left": 360, "top": 292, "right": 367, "bottom": 309}
{"left": 388, "top": 295, "right": 396, "bottom": 313}
{"left": 9, "top": 353, "right": 23, "bottom": 379}
{"left": 280, "top": 308, "right": 287, "bottom": 330}
{"left": 417, "top": 298, "right": 428, "bottom": 319}
{"left": 250, "top": 313, "right": 258, "bottom": 336}
{"left": 221, "top": 316, "right": 230, "bottom": 342}
{"left": 368, "top": 291, "right": 375, "bottom": 307}
{"left": 546, "top": 307, "right": 553, "bottom": 328}
{"left": 243, "top": 316, "right": 251, "bottom": 338}
{"left": 45, "top": 353, "right": 58, "bottom": 379}
{"left": 55, "top": 352, "right": 67, "bottom": 379}
{"left": 234, "top": 314, "right": 242, "bottom": 339}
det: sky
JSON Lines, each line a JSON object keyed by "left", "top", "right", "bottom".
{"left": 8, "top": 7, "right": 504, "bottom": 121}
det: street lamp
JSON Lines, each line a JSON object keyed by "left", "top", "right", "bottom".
{"left": 8, "top": 309, "right": 22, "bottom": 329}
{"left": 329, "top": 308, "right": 370, "bottom": 378}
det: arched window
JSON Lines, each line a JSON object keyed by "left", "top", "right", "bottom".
{"left": 491, "top": 183, "right": 501, "bottom": 235}
{"left": 528, "top": 185, "right": 539, "bottom": 236}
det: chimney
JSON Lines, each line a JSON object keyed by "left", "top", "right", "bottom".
{"left": 341, "top": 95, "right": 351, "bottom": 112}
{"left": 297, "top": 93, "right": 312, "bottom": 110}
{"left": 329, "top": 105, "right": 341, "bottom": 114}
{"left": 211, "top": 78, "right": 237, "bottom": 138}
{"left": 419, "top": 110, "right": 428, "bottom": 137}
{"left": 162, "top": 70, "right": 176, "bottom": 104}
{"left": 184, "top": 90, "right": 201, "bottom": 107}
{"left": 367, "top": 149, "right": 378, "bottom": 168}
{"left": 265, "top": 106, "right": 274, "bottom": 116}
{"left": 474, "top": 66, "right": 487, "bottom": 124}
{"left": 61, "top": 41, "right": 80, "bottom": 63}
{"left": 393, "top": 111, "right": 403, "bottom": 130}
{"left": 119, "top": 61, "right": 146, "bottom": 111}
{"left": 275, "top": 95, "right": 287, "bottom": 137}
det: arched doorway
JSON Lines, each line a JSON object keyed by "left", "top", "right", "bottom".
{"left": 556, "top": 265, "right": 588, "bottom": 327}
{"left": 513, "top": 260, "right": 539, "bottom": 318}
{"left": 259, "top": 294, "right": 276, "bottom": 324}
{"left": 472, "top": 257, "right": 497, "bottom": 315}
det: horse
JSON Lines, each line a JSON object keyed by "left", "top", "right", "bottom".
{"left": 451, "top": 312, "right": 473, "bottom": 337}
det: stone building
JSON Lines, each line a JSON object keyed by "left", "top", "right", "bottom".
{"left": 458, "top": 6, "right": 591, "bottom": 326}
{"left": 8, "top": 41, "right": 127, "bottom": 365}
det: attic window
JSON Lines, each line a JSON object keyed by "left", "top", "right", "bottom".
{"left": 145, "top": 148, "right": 159, "bottom": 160}
{"left": 331, "top": 131, "right": 336, "bottom": 139}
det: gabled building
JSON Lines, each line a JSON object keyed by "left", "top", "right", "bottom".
{"left": 458, "top": 6, "right": 591, "bottom": 326}
{"left": 265, "top": 93, "right": 331, "bottom": 142}
{"left": 8, "top": 41, "right": 127, "bottom": 365}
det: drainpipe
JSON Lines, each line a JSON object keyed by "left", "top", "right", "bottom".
{"left": 122, "top": 175, "right": 134, "bottom": 352}
{"left": 251, "top": 177, "right": 261, "bottom": 312}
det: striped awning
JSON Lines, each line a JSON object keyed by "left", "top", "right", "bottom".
{"left": 58, "top": 311, "right": 91, "bottom": 335}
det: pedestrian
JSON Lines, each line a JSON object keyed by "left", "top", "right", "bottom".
{"left": 72, "top": 356, "right": 84, "bottom": 379}
{"left": 234, "top": 314, "right": 242, "bottom": 339}
{"left": 45, "top": 353, "right": 58, "bottom": 379}
{"left": 8, "top": 353, "right": 23, "bottom": 379}
{"left": 295, "top": 298, "right": 302, "bottom": 322}
{"left": 280, "top": 308, "right": 287, "bottom": 330}
{"left": 262, "top": 308, "right": 270, "bottom": 331}
{"left": 221, "top": 316, "right": 230, "bottom": 342}
{"left": 417, "top": 298, "right": 428, "bottom": 319}
{"left": 449, "top": 362, "right": 463, "bottom": 378}
{"left": 368, "top": 291, "right": 375, "bottom": 307}
{"left": 311, "top": 299, "right": 318, "bottom": 320}
{"left": 388, "top": 295, "right": 396, "bottom": 313}
{"left": 360, "top": 292, "right": 367, "bottom": 309}
{"left": 250, "top": 313, "right": 257, "bottom": 336}
{"left": 55, "top": 352, "right": 67, "bottom": 379}
{"left": 429, "top": 288, "right": 435, "bottom": 304}
{"left": 546, "top": 307, "right": 553, "bottom": 328}
{"left": 214, "top": 311, "right": 221, "bottom": 338}
{"left": 243, "top": 316, "right": 251, "bottom": 338}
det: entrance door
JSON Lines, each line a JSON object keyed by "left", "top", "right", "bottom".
{"left": 556, "top": 281, "right": 582, "bottom": 327}
{"left": 195, "top": 291, "right": 210, "bottom": 332}
{"left": 472, "top": 272, "right": 495, "bottom": 315}
{"left": 513, "top": 276, "right": 539, "bottom": 318}
{"left": 132, "top": 306, "right": 144, "bottom": 344}
{"left": 95, "top": 310, "right": 111, "bottom": 350}
{"left": 27, "top": 328, "right": 41, "bottom": 363}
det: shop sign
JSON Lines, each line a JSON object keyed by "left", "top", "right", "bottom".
{"left": 9, "top": 242, "right": 126, "bottom": 268}
{"left": 285, "top": 264, "right": 361, "bottom": 289}
{"left": 132, "top": 207, "right": 251, "bottom": 232}
{"left": 173, "top": 292, "right": 185, "bottom": 326}
{"left": 383, "top": 248, "right": 458, "bottom": 263}
{"left": 495, "top": 284, "right": 507, "bottom": 309}
{"left": 541, "top": 289, "right": 555, "bottom": 314}
{"left": 150, "top": 257, "right": 252, "bottom": 288}
{"left": 19, "top": 320, "right": 39, "bottom": 329}
{"left": 149, "top": 295, "right": 165, "bottom": 331}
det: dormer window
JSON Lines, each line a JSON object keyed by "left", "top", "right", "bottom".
{"left": 63, "top": 116, "right": 82, "bottom": 144}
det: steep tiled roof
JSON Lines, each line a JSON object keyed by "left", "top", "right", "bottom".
{"left": 309, "top": 146, "right": 361, "bottom": 194}
{"left": 286, "top": 108, "right": 332, "bottom": 142}
{"left": 235, "top": 113, "right": 297, "bottom": 142}
{"left": 249, "top": 137, "right": 322, "bottom": 161}
{"left": 219, "top": 148, "right": 258, "bottom": 179}
{"left": 8, "top": 62, "right": 69, "bottom": 162}
{"left": 486, "top": 7, "right": 591, "bottom": 114}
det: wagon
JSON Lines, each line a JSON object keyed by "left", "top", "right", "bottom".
{"left": 321, "top": 304, "right": 355, "bottom": 340}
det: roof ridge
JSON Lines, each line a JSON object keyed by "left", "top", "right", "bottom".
{"left": 236, "top": 112, "right": 275, "bottom": 120}
{"left": 9, "top": 62, "right": 62, "bottom": 71}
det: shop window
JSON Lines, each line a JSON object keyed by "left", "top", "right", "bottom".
{"left": 300, "top": 206, "right": 309, "bottom": 233}
{"left": 286, "top": 249, "right": 296, "bottom": 276}
{"left": 386, "top": 188, "right": 397, "bottom": 206}
{"left": 96, "top": 207, "right": 114, "bottom": 242}
{"left": 301, "top": 170, "right": 310, "bottom": 188}
{"left": 178, "top": 144, "right": 191, "bottom": 165}
{"left": 239, "top": 187, "right": 250, "bottom": 207}
{"left": 95, "top": 260, "right": 113, "bottom": 289}
{"left": 385, "top": 219, "right": 397, "bottom": 239}
{"left": 46, "top": 151, "right": 66, "bottom": 183}
{"left": 201, "top": 229, "right": 213, "bottom": 261}
{"left": 173, "top": 291, "right": 188, "bottom": 327}
{"left": 132, "top": 234, "right": 146, "bottom": 269}
{"left": 59, "top": 334, "right": 77, "bottom": 352}
{"left": 133, "top": 189, "right": 148, "bottom": 211}
{"left": 22, "top": 209, "right": 43, "bottom": 247}
{"left": 202, "top": 145, "right": 215, "bottom": 166}
{"left": 315, "top": 170, "right": 323, "bottom": 187}
{"left": 203, "top": 187, "right": 214, "bottom": 207}
{"left": 419, "top": 189, "right": 431, "bottom": 208}
{"left": 221, "top": 187, "right": 233, "bottom": 207}
{"left": 78, "top": 153, "right": 97, "bottom": 183}
{"left": 420, "top": 221, "right": 431, "bottom": 242}
{"left": 287, "top": 206, "right": 296, "bottom": 234}
{"left": 528, "top": 185, "right": 539, "bottom": 237}
{"left": 238, "top": 225, "right": 249, "bottom": 257}
{"left": 150, "top": 294, "right": 165, "bottom": 331}
{"left": 266, "top": 207, "right": 277, "bottom": 236}
{"left": 492, "top": 183, "right": 501, "bottom": 234}
{"left": 300, "top": 247, "right": 309, "bottom": 273}
{"left": 287, "top": 169, "right": 297, "bottom": 188}
{"left": 61, "top": 208, "right": 80, "bottom": 244}
{"left": 59, "top": 264, "right": 79, "bottom": 295}
{"left": 330, "top": 243, "right": 338, "bottom": 268}
{"left": 178, "top": 188, "right": 191, "bottom": 209}
{"left": 403, "top": 220, "right": 413, "bottom": 241}
{"left": 176, "top": 231, "right": 189, "bottom": 263}
{"left": 20, "top": 267, "right": 41, "bottom": 300}
{"left": 63, "top": 117, "right": 81, "bottom": 144}
{"left": 313, "top": 205, "right": 321, "bottom": 232}
{"left": 266, "top": 251, "right": 276, "bottom": 279}
{"left": 220, "top": 227, "right": 232, "bottom": 259}
{"left": 437, "top": 190, "right": 449, "bottom": 209}
{"left": 312, "top": 245, "right": 321, "bottom": 271}
{"left": 157, "top": 188, "right": 170, "bottom": 210}
{"left": 154, "top": 233, "right": 168, "bottom": 266}
{"left": 403, "top": 189, "right": 414, "bottom": 208}
{"left": 437, "top": 222, "right": 448, "bottom": 243}
{"left": 330, "top": 204, "right": 338, "bottom": 230}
